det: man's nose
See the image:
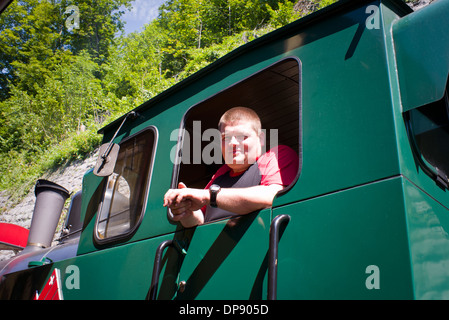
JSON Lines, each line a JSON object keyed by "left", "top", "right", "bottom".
{"left": 230, "top": 136, "right": 239, "bottom": 145}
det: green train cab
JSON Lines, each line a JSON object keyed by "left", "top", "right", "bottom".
{"left": 1, "top": 0, "right": 449, "bottom": 300}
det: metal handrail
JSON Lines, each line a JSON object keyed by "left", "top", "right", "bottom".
{"left": 268, "top": 214, "right": 291, "bottom": 300}
{"left": 148, "top": 240, "right": 174, "bottom": 300}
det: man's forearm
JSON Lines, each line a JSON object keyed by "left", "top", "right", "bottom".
{"left": 214, "top": 184, "right": 283, "bottom": 214}
{"left": 165, "top": 184, "right": 283, "bottom": 227}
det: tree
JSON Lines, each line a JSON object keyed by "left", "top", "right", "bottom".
{"left": 0, "top": 0, "right": 60, "bottom": 99}
{"left": 0, "top": 0, "right": 132, "bottom": 159}
{"left": 0, "top": 0, "right": 132, "bottom": 100}
{"left": 156, "top": 0, "right": 288, "bottom": 77}
{"left": 103, "top": 20, "right": 176, "bottom": 105}
{"left": 62, "top": 0, "right": 132, "bottom": 64}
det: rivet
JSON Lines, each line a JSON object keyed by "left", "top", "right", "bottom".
{"left": 178, "top": 280, "right": 186, "bottom": 293}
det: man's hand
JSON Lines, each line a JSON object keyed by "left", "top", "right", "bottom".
{"left": 163, "top": 182, "right": 207, "bottom": 227}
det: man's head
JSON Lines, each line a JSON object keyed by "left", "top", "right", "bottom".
{"left": 218, "top": 106, "right": 261, "bottom": 134}
{"left": 219, "top": 107, "right": 264, "bottom": 173}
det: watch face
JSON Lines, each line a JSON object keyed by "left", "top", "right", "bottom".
{"left": 210, "top": 184, "right": 220, "bottom": 208}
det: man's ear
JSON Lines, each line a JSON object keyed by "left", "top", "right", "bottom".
{"left": 259, "top": 130, "right": 265, "bottom": 147}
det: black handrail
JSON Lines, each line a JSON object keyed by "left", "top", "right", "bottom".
{"left": 148, "top": 240, "right": 174, "bottom": 300}
{"left": 268, "top": 214, "right": 291, "bottom": 300}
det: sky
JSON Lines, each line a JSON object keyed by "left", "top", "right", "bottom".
{"left": 121, "top": 0, "right": 167, "bottom": 34}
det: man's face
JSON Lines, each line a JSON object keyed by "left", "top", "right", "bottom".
{"left": 221, "top": 120, "right": 263, "bottom": 173}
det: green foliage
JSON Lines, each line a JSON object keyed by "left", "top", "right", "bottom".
{"left": 156, "top": 0, "right": 295, "bottom": 76}
{"left": 62, "top": 0, "right": 132, "bottom": 63}
{"left": 103, "top": 21, "right": 177, "bottom": 105}
{"left": 1, "top": 51, "right": 117, "bottom": 154}
{"left": 0, "top": 0, "right": 131, "bottom": 100}
{"left": 267, "top": 1, "right": 302, "bottom": 27}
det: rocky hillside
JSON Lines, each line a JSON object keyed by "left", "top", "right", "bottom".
{"left": 0, "top": 149, "right": 98, "bottom": 261}
{"left": 411, "top": 0, "right": 434, "bottom": 10}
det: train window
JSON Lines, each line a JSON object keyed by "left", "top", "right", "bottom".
{"left": 170, "top": 57, "right": 301, "bottom": 223}
{"left": 407, "top": 86, "right": 449, "bottom": 188}
{"left": 95, "top": 127, "right": 157, "bottom": 242}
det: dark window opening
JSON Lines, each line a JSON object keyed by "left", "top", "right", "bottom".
{"left": 407, "top": 83, "right": 449, "bottom": 189}
{"left": 173, "top": 57, "right": 302, "bottom": 202}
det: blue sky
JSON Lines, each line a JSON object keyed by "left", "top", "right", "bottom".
{"left": 121, "top": 0, "right": 167, "bottom": 34}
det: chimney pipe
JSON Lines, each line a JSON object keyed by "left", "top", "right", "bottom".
{"left": 27, "top": 180, "right": 70, "bottom": 248}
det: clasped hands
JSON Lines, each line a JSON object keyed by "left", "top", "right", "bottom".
{"left": 163, "top": 182, "right": 209, "bottom": 222}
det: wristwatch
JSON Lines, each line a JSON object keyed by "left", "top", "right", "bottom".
{"left": 209, "top": 184, "right": 221, "bottom": 208}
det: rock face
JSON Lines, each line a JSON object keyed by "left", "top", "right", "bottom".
{"left": 0, "top": 149, "right": 99, "bottom": 261}
{"left": 409, "top": 0, "right": 434, "bottom": 10}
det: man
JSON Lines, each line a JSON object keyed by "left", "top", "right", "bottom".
{"left": 163, "top": 107, "right": 299, "bottom": 228}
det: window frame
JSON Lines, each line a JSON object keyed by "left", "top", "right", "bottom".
{"left": 168, "top": 56, "right": 302, "bottom": 223}
{"left": 405, "top": 87, "right": 449, "bottom": 190}
{"left": 94, "top": 126, "right": 158, "bottom": 245}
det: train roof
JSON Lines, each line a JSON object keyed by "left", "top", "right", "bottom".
{"left": 0, "top": 0, "right": 13, "bottom": 15}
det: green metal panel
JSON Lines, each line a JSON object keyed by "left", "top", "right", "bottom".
{"left": 174, "top": 209, "right": 271, "bottom": 300}
{"left": 57, "top": 234, "right": 177, "bottom": 299}
{"left": 273, "top": 177, "right": 414, "bottom": 299}
{"left": 393, "top": 0, "right": 449, "bottom": 112}
{"left": 403, "top": 178, "right": 449, "bottom": 299}
{"left": 60, "top": 210, "right": 271, "bottom": 299}
{"left": 385, "top": 0, "right": 449, "bottom": 227}
{"left": 392, "top": 107, "right": 449, "bottom": 221}
{"left": 274, "top": 0, "right": 406, "bottom": 207}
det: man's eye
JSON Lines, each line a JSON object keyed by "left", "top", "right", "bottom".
{"left": 222, "top": 135, "right": 248, "bottom": 142}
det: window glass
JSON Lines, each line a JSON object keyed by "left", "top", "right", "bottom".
{"left": 409, "top": 89, "right": 449, "bottom": 184}
{"left": 96, "top": 128, "right": 156, "bottom": 241}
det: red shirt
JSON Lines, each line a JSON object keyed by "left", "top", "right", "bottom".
{"left": 205, "top": 145, "right": 299, "bottom": 189}
{"left": 202, "top": 145, "right": 299, "bottom": 221}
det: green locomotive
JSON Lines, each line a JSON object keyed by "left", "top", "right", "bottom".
{"left": 1, "top": 0, "right": 449, "bottom": 300}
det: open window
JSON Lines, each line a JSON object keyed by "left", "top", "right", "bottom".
{"left": 95, "top": 127, "right": 157, "bottom": 243}
{"left": 405, "top": 82, "right": 449, "bottom": 189}
{"left": 170, "top": 57, "right": 301, "bottom": 221}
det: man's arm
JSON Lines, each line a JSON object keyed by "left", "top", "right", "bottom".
{"left": 210, "top": 184, "right": 283, "bottom": 214}
{"left": 163, "top": 183, "right": 282, "bottom": 227}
